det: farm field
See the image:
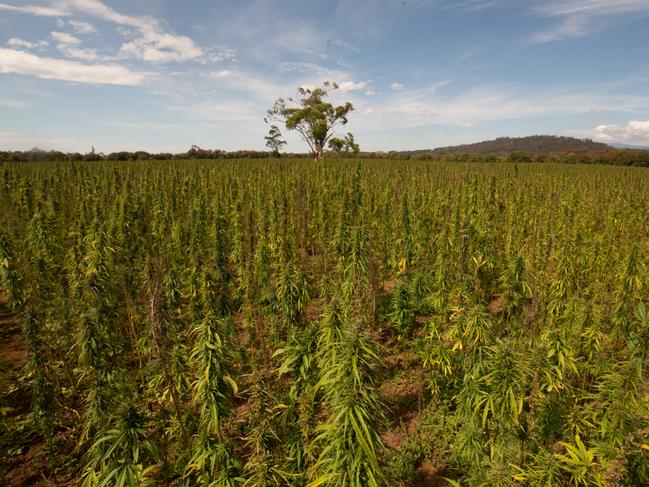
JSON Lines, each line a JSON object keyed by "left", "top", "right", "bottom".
{"left": 1, "top": 158, "right": 648, "bottom": 486}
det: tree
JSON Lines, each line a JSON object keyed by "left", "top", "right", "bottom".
{"left": 265, "top": 81, "right": 354, "bottom": 161}
{"left": 264, "top": 125, "right": 286, "bottom": 157}
{"left": 328, "top": 132, "right": 360, "bottom": 155}
{"left": 328, "top": 137, "right": 345, "bottom": 153}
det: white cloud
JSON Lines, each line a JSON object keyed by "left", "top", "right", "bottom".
{"left": 206, "top": 47, "right": 236, "bottom": 64}
{"left": 119, "top": 29, "right": 203, "bottom": 63}
{"left": 277, "top": 62, "right": 367, "bottom": 93}
{"left": 391, "top": 82, "right": 404, "bottom": 90}
{"left": 337, "top": 80, "right": 367, "bottom": 92}
{"left": 60, "top": 0, "right": 205, "bottom": 63}
{"left": 51, "top": 30, "right": 101, "bottom": 61}
{"left": 591, "top": 120, "right": 649, "bottom": 144}
{"left": 0, "top": 48, "right": 145, "bottom": 85}
{"left": 365, "top": 89, "right": 377, "bottom": 96}
{"left": 116, "top": 26, "right": 132, "bottom": 37}
{"left": 0, "top": 3, "right": 69, "bottom": 17}
{"left": 210, "top": 69, "right": 231, "bottom": 78}
{"left": 7, "top": 38, "right": 49, "bottom": 49}
{"left": 69, "top": 20, "right": 96, "bottom": 34}
{"left": 3, "top": 0, "right": 223, "bottom": 65}
{"left": 51, "top": 31, "right": 80, "bottom": 45}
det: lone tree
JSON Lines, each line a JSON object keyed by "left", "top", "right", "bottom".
{"left": 328, "top": 132, "right": 360, "bottom": 155}
{"left": 265, "top": 81, "right": 354, "bottom": 161}
{"left": 264, "top": 125, "right": 286, "bottom": 157}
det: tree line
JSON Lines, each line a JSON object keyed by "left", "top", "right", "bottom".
{"left": 2, "top": 147, "right": 649, "bottom": 167}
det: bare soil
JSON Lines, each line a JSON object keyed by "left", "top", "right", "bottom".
{"left": 0, "top": 306, "right": 76, "bottom": 486}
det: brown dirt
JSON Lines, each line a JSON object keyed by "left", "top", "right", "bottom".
{"left": 379, "top": 356, "right": 425, "bottom": 450}
{"left": 382, "top": 280, "right": 395, "bottom": 294}
{"left": 305, "top": 301, "right": 323, "bottom": 320}
{"left": 0, "top": 309, "right": 76, "bottom": 486}
{"left": 0, "top": 315, "right": 28, "bottom": 373}
{"left": 384, "top": 349, "right": 416, "bottom": 371}
{"left": 488, "top": 295, "right": 507, "bottom": 314}
{"left": 414, "top": 461, "right": 448, "bottom": 486}
{"left": 0, "top": 314, "right": 31, "bottom": 418}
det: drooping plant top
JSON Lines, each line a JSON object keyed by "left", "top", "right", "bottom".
{"left": 266, "top": 81, "right": 354, "bottom": 161}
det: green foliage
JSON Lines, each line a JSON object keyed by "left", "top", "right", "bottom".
{"left": 82, "top": 406, "right": 158, "bottom": 487}
{"left": 264, "top": 125, "right": 286, "bottom": 157}
{"left": 328, "top": 133, "right": 360, "bottom": 155}
{"left": 266, "top": 82, "right": 354, "bottom": 161}
{"left": 1, "top": 158, "right": 648, "bottom": 485}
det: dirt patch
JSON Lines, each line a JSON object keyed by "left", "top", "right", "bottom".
{"left": 0, "top": 317, "right": 28, "bottom": 373}
{"left": 0, "top": 310, "right": 77, "bottom": 486}
{"left": 488, "top": 295, "right": 507, "bottom": 315}
{"left": 383, "top": 280, "right": 395, "bottom": 294}
{"left": 382, "top": 428, "right": 402, "bottom": 449}
{"left": 380, "top": 364, "right": 425, "bottom": 449}
{"left": 306, "top": 301, "right": 323, "bottom": 321}
{"left": 414, "top": 461, "right": 448, "bottom": 486}
{"left": 0, "top": 314, "right": 31, "bottom": 417}
{"left": 384, "top": 350, "right": 416, "bottom": 371}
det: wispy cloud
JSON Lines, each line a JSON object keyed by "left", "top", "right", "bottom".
{"left": 7, "top": 37, "right": 49, "bottom": 49}
{"left": 69, "top": 20, "right": 96, "bottom": 34}
{"left": 528, "top": 15, "right": 592, "bottom": 44}
{"left": 0, "top": 130, "right": 90, "bottom": 151}
{"left": 279, "top": 62, "right": 345, "bottom": 77}
{"left": 428, "top": 80, "right": 452, "bottom": 93}
{"left": 101, "top": 121, "right": 190, "bottom": 132}
{"left": 357, "top": 83, "right": 649, "bottom": 129}
{"left": 530, "top": 0, "right": 649, "bottom": 43}
{"left": 537, "top": 0, "right": 649, "bottom": 17}
{"left": 326, "top": 38, "right": 360, "bottom": 52}
{"left": 443, "top": 0, "right": 502, "bottom": 12}
{"left": 0, "top": 98, "right": 30, "bottom": 108}
{"left": 336, "top": 81, "right": 367, "bottom": 92}
{"left": 210, "top": 69, "right": 231, "bottom": 78}
{"left": 51, "top": 31, "right": 102, "bottom": 61}
{"left": 0, "top": 48, "right": 145, "bottom": 85}
{"left": 390, "top": 82, "right": 404, "bottom": 90}
{"left": 276, "top": 62, "right": 367, "bottom": 91}
{"left": 0, "top": 2, "right": 69, "bottom": 17}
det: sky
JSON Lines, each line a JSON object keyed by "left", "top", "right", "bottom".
{"left": 1, "top": 0, "right": 649, "bottom": 153}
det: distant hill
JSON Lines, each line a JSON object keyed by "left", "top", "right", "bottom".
{"left": 404, "top": 135, "right": 612, "bottom": 156}
{"left": 610, "top": 142, "right": 649, "bottom": 150}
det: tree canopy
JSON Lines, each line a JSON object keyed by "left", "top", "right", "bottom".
{"left": 265, "top": 81, "right": 354, "bottom": 161}
{"left": 328, "top": 132, "right": 360, "bottom": 155}
{"left": 264, "top": 125, "right": 286, "bottom": 157}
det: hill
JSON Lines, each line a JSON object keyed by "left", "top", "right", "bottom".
{"left": 404, "top": 135, "right": 611, "bottom": 156}
{"left": 610, "top": 142, "right": 649, "bottom": 150}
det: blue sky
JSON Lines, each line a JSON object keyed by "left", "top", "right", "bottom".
{"left": 1, "top": 0, "right": 649, "bottom": 153}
